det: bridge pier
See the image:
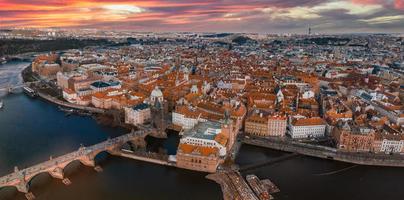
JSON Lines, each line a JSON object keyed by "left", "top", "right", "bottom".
{"left": 49, "top": 167, "right": 64, "bottom": 180}
{"left": 16, "top": 182, "right": 29, "bottom": 194}
{"left": 80, "top": 157, "right": 96, "bottom": 167}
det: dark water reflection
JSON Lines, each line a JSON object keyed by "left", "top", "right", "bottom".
{"left": 237, "top": 145, "right": 404, "bottom": 200}
{"left": 0, "top": 94, "right": 221, "bottom": 200}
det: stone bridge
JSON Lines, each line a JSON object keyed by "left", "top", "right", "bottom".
{"left": 0, "top": 130, "right": 148, "bottom": 194}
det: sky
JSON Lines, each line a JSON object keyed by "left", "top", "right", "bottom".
{"left": 0, "top": 0, "right": 403, "bottom": 33}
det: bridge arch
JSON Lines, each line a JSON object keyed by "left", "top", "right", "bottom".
{"left": 26, "top": 171, "right": 53, "bottom": 190}
{"left": 122, "top": 141, "right": 137, "bottom": 150}
{"left": 91, "top": 150, "right": 113, "bottom": 165}
{"left": 0, "top": 185, "right": 18, "bottom": 192}
{"left": 0, "top": 185, "right": 20, "bottom": 198}
{"left": 62, "top": 159, "right": 86, "bottom": 176}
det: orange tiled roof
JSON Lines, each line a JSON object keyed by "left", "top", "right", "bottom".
{"left": 79, "top": 95, "right": 92, "bottom": 101}
{"left": 93, "top": 91, "right": 110, "bottom": 99}
{"left": 246, "top": 115, "right": 268, "bottom": 124}
{"left": 185, "top": 92, "right": 201, "bottom": 102}
{"left": 178, "top": 143, "right": 218, "bottom": 157}
{"left": 268, "top": 115, "right": 287, "bottom": 120}
{"left": 179, "top": 143, "right": 195, "bottom": 153}
{"left": 292, "top": 117, "right": 325, "bottom": 126}
{"left": 63, "top": 88, "right": 75, "bottom": 94}
{"left": 198, "top": 146, "right": 219, "bottom": 156}
{"left": 176, "top": 106, "right": 200, "bottom": 118}
{"left": 214, "top": 133, "right": 228, "bottom": 146}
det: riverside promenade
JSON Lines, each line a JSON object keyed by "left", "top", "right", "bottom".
{"left": 242, "top": 136, "right": 404, "bottom": 167}
{"left": 37, "top": 92, "right": 106, "bottom": 114}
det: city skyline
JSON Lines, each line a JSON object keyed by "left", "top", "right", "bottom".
{"left": 1, "top": 3, "right": 404, "bottom": 198}
{"left": 1, "top": 0, "right": 404, "bottom": 34}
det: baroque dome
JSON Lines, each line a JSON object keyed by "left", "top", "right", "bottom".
{"left": 151, "top": 86, "right": 163, "bottom": 98}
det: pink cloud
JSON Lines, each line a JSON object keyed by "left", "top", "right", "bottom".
{"left": 0, "top": 0, "right": 403, "bottom": 32}
{"left": 395, "top": 0, "right": 404, "bottom": 9}
{"left": 352, "top": 0, "right": 381, "bottom": 4}
{"left": 352, "top": 0, "right": 404, "bottom": 9}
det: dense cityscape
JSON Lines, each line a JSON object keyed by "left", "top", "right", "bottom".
{"left": 0, "top": 28, "right": 403, "bottom": 200}
{"left": 0, "top": 0, "right": 404, "bottom": 200}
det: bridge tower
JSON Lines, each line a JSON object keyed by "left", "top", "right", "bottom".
{"left": 150, "top": 86, "right": 167, "bottom": 138}
{"left": 129, "top": 129, "right": 147, "bottom": 150}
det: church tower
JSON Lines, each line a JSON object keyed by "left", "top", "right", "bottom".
{"left": 221, "top": 110, "right": 235, "bottom": 150}
{"left": 150, "top": 86, "right": 166, "bottom": 134}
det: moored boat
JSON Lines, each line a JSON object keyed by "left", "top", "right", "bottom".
{"left": 23, "top": 86, "right": 37, "bottom": 97}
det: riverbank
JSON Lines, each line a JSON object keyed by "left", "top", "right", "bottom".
{"left": 21, "top": 64, "right": 37, "bottom": 83}
{"left": 3, "top": 92, "right": 404, "bottom": 200}
{"left": 21, "top": 66, "right": 128, "bottom": 125}
{"left": 36, "top": 92, "right": 106, "bottom": 114}
{"left": 206, "top": 171, "right": 259, "bottom": 200}
{"left": 0, "top": 38, "right": 114, "bottom": 57}
{"left": 0, "top": 93, "right": 222, "bottom": 200}
{"left": 242, "top": 136, "right": 404, "bottom": 167}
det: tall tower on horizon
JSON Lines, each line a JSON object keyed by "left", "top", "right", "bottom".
{"left": 308, "top": 26, "right": 312, "bottom": 35}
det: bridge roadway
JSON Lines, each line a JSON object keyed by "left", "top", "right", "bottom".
{"left": 0, "top": 83, "right": 26, "bottom": 92}
{"left": 0, "top": 82, "right": 38, "bottom": 92}
{"left": 0, "top": 130, "right": 157, "bottom": 194}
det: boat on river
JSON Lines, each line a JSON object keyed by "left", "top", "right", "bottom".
{"left": 23, "top": 86, "right": 37, "bottom": 97}
{"left": 0, "top": 57, "right": 6, "bottom": 64}
{"left": 0, "top": 100, "right": 3, "bottom": 109}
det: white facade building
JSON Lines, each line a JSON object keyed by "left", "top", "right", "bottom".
{"left": 62, "top": 88, "right": 78, "bottom": 103}
{"left": 124, "top": 103, "right": 151, "bottom": 125}
{"left": 380, "top": 139, "right": 404, "bottom": 153}
{"left": 56, "top": 72, "right": 70, "bottom": 89}
{"left": 180, "top": 121, "right": 227, "bottom": 157}
{"left": 288, "top": 118, "right": 326, "bottom": 139}
{"left": 172, "top": 111, "right": 201, "bottom": 130}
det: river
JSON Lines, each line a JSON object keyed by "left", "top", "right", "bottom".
{"left": 0, "top": 61, "right": 29, "bottom": 96}
{"left": 1, "top": 62, "right": 404, "bottom": 200}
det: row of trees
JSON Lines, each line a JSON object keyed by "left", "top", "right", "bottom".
{"left": 0, "top": 38, "right": 113, "bottom": 56}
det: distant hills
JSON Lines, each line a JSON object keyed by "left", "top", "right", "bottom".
{"left": 301, "top": 37, "right": 351, "bottom": 46}
{"left": 231, "top": 36, "right": 257, "bottom": 45}
{"left": 0, "top": 38, "right": 113, "bottom": 56}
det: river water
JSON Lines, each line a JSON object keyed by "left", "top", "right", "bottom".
{"left": 0, "top": 61, "right": 29, "bottom": 97}
{"left": 1, "top": 62, "right": 404, "bottom": 200}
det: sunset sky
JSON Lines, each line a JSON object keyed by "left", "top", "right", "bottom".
{"left": 0, "top": 0, "right": 403, "bottom": 33}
